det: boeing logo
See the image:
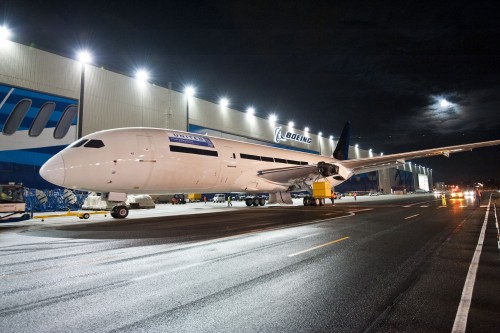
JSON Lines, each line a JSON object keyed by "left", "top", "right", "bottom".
{"left": 274, "top": 127, "right": 312, "bottom": 144}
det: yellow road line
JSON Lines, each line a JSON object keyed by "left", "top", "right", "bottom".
{"left": 405, "top": 214, "right": 419, "bottom": 220}
{"left": 288, "top": 236, "right": 350, "bottom": 257}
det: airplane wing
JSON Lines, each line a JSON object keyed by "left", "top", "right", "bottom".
{"left": 256, "top": 139, "right": 500, "bottom": 183}
{"left": 340, "top": 139, "right": 500, "bottom": 175}
{"left": 257, "top": 165, "right": 319, "bottom": 184}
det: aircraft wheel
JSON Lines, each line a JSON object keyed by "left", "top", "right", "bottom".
{"left": 252, "top": 198, "right": 258, "bottom": 206}
{"left": 319, "top": 199, "right": 324, "bottom": 206}
{"left": 303, "top": 197, "right": 309, "bottom": 206}
{"left": 258, "top": 198, "right": 266, "bottom": 206}
{"left": 112, "top": 205, "right": 129, "bottom": 219}
{"left": 245, "top": 198, "right": 253, "bottom": 206}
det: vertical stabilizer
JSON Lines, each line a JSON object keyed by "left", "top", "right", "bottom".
{"left": 333, "top": 122, "right": 350, "bottom": 160}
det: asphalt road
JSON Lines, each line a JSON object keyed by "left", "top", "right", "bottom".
{"left": 1, "top": 193, "right": 499, "bottom": 332}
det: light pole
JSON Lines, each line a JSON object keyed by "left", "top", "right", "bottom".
{"left": 135, "top": 69, "right": 149, "bottom": 126}
{"left": 318, "top": 132, "right": 322, "bottom": 155}
{"left": 184, "top": 86, "right": 195, "bottom": 132}
{"left": 77, "top": 51, "right": 92, "bottom": 139}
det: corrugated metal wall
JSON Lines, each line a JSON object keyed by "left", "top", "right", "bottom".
{"left": 0, "top": 42, "right": 379, "bottom": 160}
{"left": 0, "top": 41, "right": 434, "bottom": 190}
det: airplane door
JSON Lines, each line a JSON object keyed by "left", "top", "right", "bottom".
{"left": 135, "top": 135, "right": 155, "bottom": 188}
{"left": 220, "top": 145, "right": 241, "bottom": 188}
{"left": 111, "top": 135, "right": 155, "bottom": 190}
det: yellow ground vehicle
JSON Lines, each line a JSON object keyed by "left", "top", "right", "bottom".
{"left": 187, "top": 193, "right": 202, "bottom": 202}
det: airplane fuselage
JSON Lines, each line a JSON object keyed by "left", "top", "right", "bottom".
{"left": 41, "top": 128, "right": 347, "bottom": 195}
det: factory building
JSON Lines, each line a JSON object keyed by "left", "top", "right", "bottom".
{"left": 0, "top": 41, "right": 432, "bottom": 193}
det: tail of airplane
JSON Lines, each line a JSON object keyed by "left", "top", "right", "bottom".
{"left": 333, "top": 122, "right": 350, "bottom": 160}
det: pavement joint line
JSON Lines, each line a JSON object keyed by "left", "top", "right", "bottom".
{"left": 452, "top": 195, "right": 492, "bottom": 332}
{"left": 404, "top": 214, "right": 419, "bottom": 220}
{"left": 402, "top": 199, "right": 439, "bottom": 207}
{"left": 288, "top": 236, "right": 350, "bottom": 257}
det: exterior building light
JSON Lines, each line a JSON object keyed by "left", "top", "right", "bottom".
{"left": 246, "top": 107, "right": 255, "bottom": 116}
{"left": 135, "top": 69, "right": 149, "bottom": 82}
{"left": 288, "top": 121, "right": 294, "bottom": 128}
{"left": 0, "top": 25, "right": 12, "bottom": 41}
{"left": 184, "top": 85, "right": 195, "bottom": 97}
{"left": 77, "top": 50, "right": 92, "bottom": 64}
{"left": 219, "top": 97, "right": 229, "bottom": 108}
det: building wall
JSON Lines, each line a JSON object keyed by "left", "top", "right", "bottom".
{"left": 1, "top": 41, "right": 431, "bottom": 190}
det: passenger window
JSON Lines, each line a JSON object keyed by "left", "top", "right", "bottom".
{"left": 84, "top": 139, "right": 105, "bottom": 148}
{"left": 3, "top": 99, "right": 32, "bottom": 135}
{"left": 29, "top": 102, "right": 56, "bottom": 137}
{"left": 54, "top": 104, "right": 77, "bottom": 139}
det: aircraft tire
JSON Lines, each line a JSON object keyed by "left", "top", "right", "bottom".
{"left": 245, "top": 198, "right": 253, "bottom": 206}
{"left": 112, "top": 205, "right": 129, "bottom": 219}
{"left": 252, "top": 198, "right": 258, "bottom": 206}
{"left": 258, "top": 198, "right": 266, "bottom": 206}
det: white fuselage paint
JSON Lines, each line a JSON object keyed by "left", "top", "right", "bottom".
{"left": 40, "top": 128, "right": 348, "bottom": 195}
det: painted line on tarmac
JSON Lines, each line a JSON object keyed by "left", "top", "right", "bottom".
{"left": 404, "top": 214, "right": 419, "bottom": 220}
{"left": 452, "top": 195, "right": 491, "bottom": 333}
{"left": 288, "top": 236, "right": 350, "bottom": 257}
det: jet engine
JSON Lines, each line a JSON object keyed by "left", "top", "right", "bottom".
{"left": 317, "top": 162, "right": 339, "bottom": 177}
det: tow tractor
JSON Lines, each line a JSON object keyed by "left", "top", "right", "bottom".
{"left": 0, "top": 183, "right": 30, "bottom": 223}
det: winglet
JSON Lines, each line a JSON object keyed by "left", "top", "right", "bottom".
{"left": 333, "top": 122, "right": 350, "bottom": 160}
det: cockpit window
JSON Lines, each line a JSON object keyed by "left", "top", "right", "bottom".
{"left": 83, "top": 139, "right": 105, "bottom": 148}
{"left": 70, "top": 139, "right": 88, "bottom": 148}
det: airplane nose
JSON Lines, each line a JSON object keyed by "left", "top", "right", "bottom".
{"left": 40, "top": 154, "right": 65, "bottom": 186}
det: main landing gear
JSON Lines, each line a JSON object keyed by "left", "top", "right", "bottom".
{"left": 244, "top": 196, "right": 266, "bottom": 207}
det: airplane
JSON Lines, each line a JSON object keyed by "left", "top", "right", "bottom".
{"left": 39, "top": 122, "right": 500, "bottom": 218}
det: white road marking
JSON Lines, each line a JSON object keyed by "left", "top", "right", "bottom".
{"left": 452, "top": 195, "right": 491, "bottom": 333}
{"left": 404, "top": 214, "right": 419, "bottom": 220}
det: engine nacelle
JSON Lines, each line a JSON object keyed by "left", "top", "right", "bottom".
{"left": 317, "top": 162, "right": 339, "bottom": 177}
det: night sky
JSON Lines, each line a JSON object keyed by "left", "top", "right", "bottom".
{"left": 2, "top": 1, "right": 500, "bottom": 184}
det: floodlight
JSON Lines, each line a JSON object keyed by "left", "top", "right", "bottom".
{"left": 0, "top": 25, "right": 12, "bottom": 41}
{"left": 77, "top": 50, "right": 92, "bottom": 64}
{"left": 219, "top": 97, "right": 229, "bottom": 108}
{"left": 135, "top": 69, "right": 149, "bottom": 82}
{"left": 185, "top": 85, "right": 195, "bottom": 97}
